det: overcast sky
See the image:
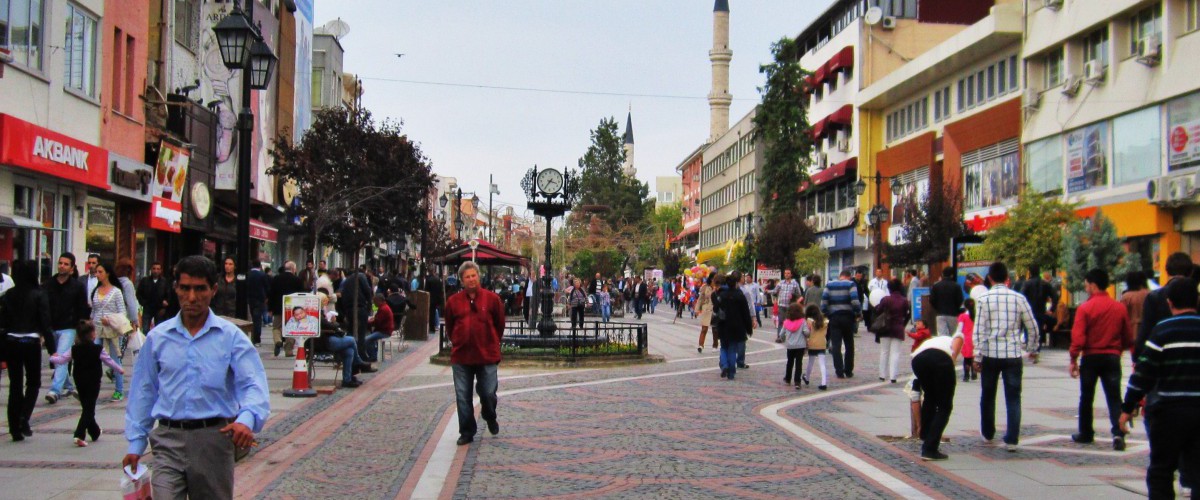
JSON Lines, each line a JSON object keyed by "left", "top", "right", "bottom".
{"left": 318, "top": 1, "right": 832, "bottom": 215}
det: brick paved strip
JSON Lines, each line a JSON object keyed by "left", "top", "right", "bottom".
{"left": 0, "top": 461, "right": 112, "bottom": 470}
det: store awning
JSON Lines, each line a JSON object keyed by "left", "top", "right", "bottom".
{"left": 0, "top": 214, "right": 66, "bottom": 232}
{"left": 799, "top": 157, "right": 857, "bottom": 193}
{"left": 810, "top": 116, "right": 828, "bottom": 140}
{"left": 672, "top": 223, "right": 700, "bottom": 242}
{"left": 825, "top": 46, "right": 854, "bottom": 75}
{"left": 828, "top": 105, "right": 853, "bottom": 126}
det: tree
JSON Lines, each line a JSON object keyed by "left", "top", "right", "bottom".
{"left": 979, "top": 192, "right": 1077, "bottom": 275}
{"left": 885, "top": 182, "right": 973, "bottom": 268}
{"left": 755, "top": 212, "right": 817, "bottom": 271}
{"left": 1060, "top": 211, "right": 1132, "bottom": 297}
{"left": 576, "top": 117, "right": 652, "bottom": 228}
{"left": 793, "top": 244, "right": 831, "bottom": 277}
{"left": 753, "top": 37, "right": 813, "bottom": 221}
{"left": 269, "top": 107, "right": 435, "bottom": 257}
{"left": 728, "top": 242, "right": 754, "bottom": 273}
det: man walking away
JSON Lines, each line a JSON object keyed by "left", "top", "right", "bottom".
{"left": 136, "top": 262, "right": 169, "bottom": 334}
{"left": 973, "top": 262, "right": 1039, "bottom": 452}
{"left": 930, "top": 267, "right": 964, "bottom": 337}
{"left": 802, "top": 275, "right": 823, "bottom": 311}
{"left": 445, "top": 262, "right": 506, "bottom": 446}
{"left": 1136, "top": 252, "right": 1194, "bottom": 361}
{"left": 1069, "top": 269, "right": 1134, "bottom": 451}
{"left": 1120, "top": 278, "right": 1200, "bottom": 499}
{"left": 822, "top": 269, "right": 862, "bottom": 379}
{"left": 245, "top": 261, "right": 270, "bottom": 346}
{"left": 124, "top": 256, "right": 270, "bottom": 499}
{"left": 1019, "top": 264, "right": 1059, "bottom": 349}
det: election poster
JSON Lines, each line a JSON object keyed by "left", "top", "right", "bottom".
{"left": 282, "top": 293, "right": 321, "bottom": 338}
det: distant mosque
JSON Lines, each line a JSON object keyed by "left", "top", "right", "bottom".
{"left": 622, "top": 109, "right": 636, "bottom": 178}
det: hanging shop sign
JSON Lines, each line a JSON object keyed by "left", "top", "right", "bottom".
{"left": 191, "top": 182, "right": 211, "bottom": 219}
{"left": 818, "top": 227, "right": 856, "bottom": 252}
{"left": 0, "top": 114, "right": 109, "bottom": 189}
{"left": 149, "top": 197, "right": 182, "bottom": 233}
{"left": 108, "top": 153, "right": 153, "bottom": 202}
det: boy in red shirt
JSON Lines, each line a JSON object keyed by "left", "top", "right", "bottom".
{"left": 362, "top": 294, "right": 394, "bottom": 362}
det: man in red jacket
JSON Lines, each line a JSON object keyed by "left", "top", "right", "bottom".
{"left": 445, "top": 261, "right": 506, "bottom": 446}
{"left": 1069, "top": 269, "right": 1134, "bottom": 451}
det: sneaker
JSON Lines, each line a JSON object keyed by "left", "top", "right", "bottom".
{"left": 110, "top": 391, "right": 124, "bottom": 402}
{"left": 1005, "top": 443, "right": 1018, "bottom": 452}
{"left": 697, "top": 346, "right": 703, "bottom": 353}
{"left": 980, "top": 432, "right": 994, "bottom": 444}
{"left": 920, "top": 451, "right": 949, "bottom": 461}
{"left": 818, "top": 385, "right": 828, "bottom": 391}
{"left": 1070, "top": 433, "right": 1094, "bottom": 444}
{"left": 45, "top": 392, "right": 59, "bottom": 405}
{"left": 795, "top": 384, "right": 802, "bottom": 390}
{"left": 486, "top": 419, "right": 499, "bottom": 435}
{"left": 1113, "top": 436, "right": 1126, "bottom": 451}
{"left": 73, "top": 437, "right": 88, "bottom": 447}
{"left": 738, "top": 364, "right": 750, "bottom": 369}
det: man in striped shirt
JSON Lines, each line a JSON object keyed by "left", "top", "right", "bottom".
{"left": 822, "top": 269, "right": 862, "bottom": 379}
{"left": 973, "top": 262, "right": 1039, "bottom": 452}
{"left": 773, "top": 269, "right": 800, "bottom": 342}
{"left": 1120, "top": 277, "right": 1200, "bottom": 499}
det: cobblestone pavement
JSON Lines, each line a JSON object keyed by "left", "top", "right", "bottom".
{"left": 1, "top": 309, "right": 1168, "bottom": 499}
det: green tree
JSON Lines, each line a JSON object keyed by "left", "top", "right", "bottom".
{"left": 1060, "top": 211, "right": 1131, "bottom": 297}
{"left": 979, "top": 192, "right": 1077, "bottom": 275}
{"left": 269, "top": 107, "right": 435, "bottom": 256}
{"left": 793, "top": 244, "right": 831, "bottom": 277}
{"left": 755, "top": 212, "right": 817, "bottom": 271}
{"left": 753, "top": 37, "right": 813, "bottom": 221}
{"left": 576, "top": 117, "right": 652, "bottom": 228}
{"left": 728, "top": 243, "right": 754, "bottom": 273}
{"left": 885, "top": 183, "right": 973, "bottom": 268}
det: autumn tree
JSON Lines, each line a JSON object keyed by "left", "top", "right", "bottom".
{"left": 755, "top": 212, "right": 817, "bottom": 271}
{"left": 885, "top": 183, "right": 973, "bottom": 268}
{"left": 753, "top": 37, "right": 813, "bottom": 221}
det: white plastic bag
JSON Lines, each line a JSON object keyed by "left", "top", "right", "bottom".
{"left": 121, "top": 464, "right": 152, "bottom": 500}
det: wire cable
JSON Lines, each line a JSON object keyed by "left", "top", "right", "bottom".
{"left": 358, "top": 76, "right": 760, "bottom": 101}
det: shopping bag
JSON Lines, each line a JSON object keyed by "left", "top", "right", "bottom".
{"left": 121, "top": 463, "right": 152, "bottom": 500}
{"left": 126, "top": 330, "right": 146, "bottom": 353}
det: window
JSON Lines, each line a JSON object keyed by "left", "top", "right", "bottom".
{"left": 829, "top": 74, "right": 839, "bottom": 92}
{"left": 1009, "top": 55, "right": 1018, "bottom": 89}
{"left": 987, "top": 66, "right": 996, "bottom": 99}
{"left": 1130, "top": 4, "right": 1162, "bottom": 56}
{"left": 1044, "top": 49, "right": 1063, "bottom": 88}
{"left": 1114, "top": 107, "right": 1162, "bottom": 185}
{"left": 1083, "top": 27, "right": 1109, "bottom": 69}
{"left": 933, "top": 86, "right": 951, "bottom": 122}
{"left": 957, "top": 80, "right": 966, "bottom": 112}
{"left": 1027, "top": 137, "right": 1064, "bottom": 194}
{"left": 0, "top": 0, "right": 46, "bottom": 70}
{"left": 885, "top": 97, "right": 928, "bottom": 142}
{"left": 311, "top": 68, "right": 323, "bottom": 108}
{"left": 13, "top": 184, "right": 34, "bottom": 218}
{"left": 112, "top": 28, "right": 123, "bottom": 111}
{"left": 64, "top": 4, "right": 98, "bottom": 97}
{"left": 173, "top": 0, "right": 199, "bottom": 52}
{"left": 124, "top": 34, "right": 135, "bottom": 115}
{"left": 1189, "top": 0, "right": 1200, "bottom": 32}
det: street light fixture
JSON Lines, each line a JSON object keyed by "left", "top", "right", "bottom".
{"left": 248, "top": 39, "right": 277, "bottom": 90}
{"left": 438, "top": 192, "right": 448, "bottom": 209}
{"left": 855, "top": 173, "right": 904, "bottom": 271}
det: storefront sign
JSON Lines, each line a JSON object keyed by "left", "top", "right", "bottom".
{"left": 818, "top": 228, "right": 856, "bottom": 252}
{"left": 964, "top": 210, "right": 1008, "bottom": 233}
{"left": 250, "top": 219, "right": 278, "bottom": 242}
{"left": 153, "top": 141, "right": 190, "bottom": 202}
{"left": 191, "top": 182, "right": 211, "bottom": 219}
{"left": 888, "top": 176, "right": 929, "bottom": 244}
{"left": 1169, "top": 93, "right": 1200, "bottom": 169}
{"left": 1066, "top": 122, "right": 1109, "bottom": 193}
{"left": 756, "top": 264, "right": 781, "bottom": 281}
{"left": 149, "top": 197, "right": 182, "bottom": 233}
{"left": 0, "top": 114, "right": 109, "bottom": 189}
{"left": 108, "top": 153, "right": 153, "bottom": 202}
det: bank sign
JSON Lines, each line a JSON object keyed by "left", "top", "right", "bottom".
{"left": 0, "top": 114, "right": 109, "bottom": 189}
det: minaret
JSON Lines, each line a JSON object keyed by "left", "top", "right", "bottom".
{"left": 622, "top": 109, "right": 636, "bottom": 177}
{"left": 709, "top": 0, "right": 732, "bottom": 142}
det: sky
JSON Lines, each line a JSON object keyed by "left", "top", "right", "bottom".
{"left": 317, "top": 1, "right": 833, "bottom": 216}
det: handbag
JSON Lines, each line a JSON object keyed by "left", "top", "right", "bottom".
{"left": 870, "top": 309, "right": 891, "bottom": 334}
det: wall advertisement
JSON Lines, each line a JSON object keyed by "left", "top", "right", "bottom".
{"left": 1168, "top": 92, "right": 1200, "bottom": 169}
{"left": 964, "top": 152, "right": 1018, "bottom": 211}
{"left": 1066, "top": 122, "right": 1109, "bottom": 193}
{"left": 888, "top": 177, "right": 928, "bottom": 245}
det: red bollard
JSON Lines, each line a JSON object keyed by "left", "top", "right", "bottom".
{"left": 283, "top": 346, "right": 317, "bottom": 398}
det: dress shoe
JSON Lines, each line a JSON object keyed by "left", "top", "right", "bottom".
{"left": 486, "top": 419, "right": 499, "bottom": 435}
{"left": 818, "top": 385, "right": 827, "bottom": 391}
{"left": 343, "top": 379, "right": 363, "bottom": 388}
{"left": 357, "top": 364, "right": 377, "bottom": 373}
{"left": 1113, "top": 436, "right": 1126, "bottom": 451}
{"left": 738, "top": 364, "right": 749, "bottom": 369}
{"left": 1070, "top": 433, "right": 1094, "bottom": 444}
{"left": 720, "top": 368, "right": 728, "bottom": 378}
{"left": 457, "top": 436, "right": 473, "bottom": 446}
{"left": 920, "top": 451, "right": 949, "bottom": 461}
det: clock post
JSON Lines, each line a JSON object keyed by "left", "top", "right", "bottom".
{"left": 521, "top": 166, "right": 579, "bottom": 337}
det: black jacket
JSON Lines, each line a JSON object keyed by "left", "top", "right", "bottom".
{"left": 1019, "top": 278, "right": 1058, "bottom": 319}
{"left": 269, "top": 271, "right": 305, "bottom": 315}
{"left": 929, "top": 277, "right": 964, "bottom": 316}
{"left": 424, "top": 275, "right": 445, "bottom": 309}
{"left": 136, "top": 276, "right": 169, "bottom": 316}
{"left": 713, "top": 286, "right": 753, "bottom": 343}
{"left": 2, "top": 287, "right": 55, "bottom": 353}
{"left": 45, "top": 274, "right": 91, "bottom": 330}
{"left": 1136, "top": 277, "right": 1179, "bottom": 361}
{"left": 246, "top": 268, "right": 270, "bottom": 307}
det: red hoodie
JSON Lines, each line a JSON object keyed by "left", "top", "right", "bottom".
{"left": 445, "top": 288, "right": 506, "bottom": 365}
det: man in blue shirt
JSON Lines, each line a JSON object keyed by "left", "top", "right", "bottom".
{"left": 123, "top": 255, "right": 270, "bottom": 499}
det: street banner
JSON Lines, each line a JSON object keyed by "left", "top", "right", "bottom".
{"left": 282, "top": 293, "right": 321, "bottom": 338}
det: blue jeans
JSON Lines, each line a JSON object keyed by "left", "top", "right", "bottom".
{"left": 326, "top": 335, "right": 361, "bottom": 383}
{"left": 363, "top": 331, "right": 390, "bottom": 361}
{"left": 96, "top": 337, "right": 124, "bottom": 393}
{"left": 601, "top": 303, "right": 611, "bottom": 322}
{"left": 649, "top": 297, "right": 657, "bottom": 313}
{"left": 979, "top": 357, "right": 1024, "bottom": 445}
{"left": 719, "top": 340, "right": 744, "bottom": 378}
{"left": 452, "top": 364, "right": 498, "bottom": 438}
{"left": 737, "top": 338, "right": 747, "bottom": 366}
{"left": 50, "top": 328, "right": 77, "bottom": 395}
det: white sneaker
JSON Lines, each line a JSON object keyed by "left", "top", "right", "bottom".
{"left": 1005, "top": 443, "right": 1018, "bottom": 452}
{"left": 73, "top": 437, "right": 88, "bottom": 447}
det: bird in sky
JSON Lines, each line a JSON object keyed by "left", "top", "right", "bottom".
{"left": 395, "top": 53, "right": 405, "bottom": 58}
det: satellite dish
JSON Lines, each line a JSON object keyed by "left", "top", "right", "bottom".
{"left": 318, "top": 18, "right": 350, "bottom": 40}
{"left": 864, "top": 6, "right": 884, "bottom": 26}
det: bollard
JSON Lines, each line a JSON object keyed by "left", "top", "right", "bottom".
{"left": 283, "top": 346, "right": 317, "bottom": 398}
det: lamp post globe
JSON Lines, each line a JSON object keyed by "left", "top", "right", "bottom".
{"left": 248, "top": 39, "right": 277, "bottom": 90}
{"left": 438, "top": 193, "right": 448, "bottom": 208}
{"left": 854, "top": 178, "right": 867, "bottom": 196}
{"left": 212, "top": 7, "right": 255, "bottom": 69}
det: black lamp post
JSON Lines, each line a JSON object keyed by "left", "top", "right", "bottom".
{"left": 521, "top": 165, "right": 580, "bottom": 337}
{"left": 854, "top": 174, "right": 903, "bottom": 272}
{"left": 213, "top": 0, "right": 276, "bottom": 320}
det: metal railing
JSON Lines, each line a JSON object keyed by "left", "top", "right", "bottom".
{"left": 439, "top": 318, "right": 648, "bottom": 361}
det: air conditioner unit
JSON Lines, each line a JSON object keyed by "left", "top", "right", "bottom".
{"left": 1148, "top": 178, "right": 1166, "bottom": 204}
{"left": 836, "top": 137, "right": 850, "bottom": 152}
{"left": 1169, "top": 176, "right": 1194, "bottom": 202}
{"left": 1138, "top": 33, "right": 1162, "bottom": 66}
{"left": 1044, "top": 0, "right": 1063, "bottom": 11}
{"left": 1084, "top": 60, "right": 1106, "bottom": 84}
{"left": 1022, "top": 89, "right": 1041, "bottom": 110}
{"left": 1061, "top": 74, "right": 1082, "bottom": 97}
{"left": 880, "top": 16, "right": 897, "bottom": 30}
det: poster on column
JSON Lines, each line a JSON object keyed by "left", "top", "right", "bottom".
{"left": 1168, "top": 92, "right": 1200, "bottom": 170}
{"left": 1066, "top": 122, "right": 1109, "bottom": 193}
{"left": 281, "top": 293, "right": 321, "bottom": 338}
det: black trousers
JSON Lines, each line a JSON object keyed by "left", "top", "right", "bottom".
{"left": 570, "top": 305, "right": 585, "bottom": 330}
{"left": 1145, "top": 404, "right": 1200, "bottom": 499}
{"left": 5, "top": 338, "right": 42, "bottom": 436}
{"left": 912, "top": 350, "right": 957, "bottom": 454}
{"left": 73, "top": 374, "right": 101, "bottom": 441}
{"left": 828, "top": 314, "right": 857, "bottom": 376}
{"left": 1078, "top": 354, "right": 1123, "bottom": 438}
{"left": 784, "top": 348, "right": 805, "bottom": 384}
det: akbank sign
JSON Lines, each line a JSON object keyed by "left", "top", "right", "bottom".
{"left": 0, "top": 114, "right": 109, "bottom": 189}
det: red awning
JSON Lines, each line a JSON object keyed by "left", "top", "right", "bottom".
{"left": 812, "top": 65, "right": 828, "bottom": 87}
{"left": 672, "top": 224, "right": 700, "bottom": 242}
{"left": 825, "top": 46, "right": 854, "bottom": 75}
{"left": 810, "top": 116, "right": 829, "bottom": 140}
{"left": 828, "top": 105, "right": 853, "bottom": 126}
{"left": 813, "top": 157, "right": 857, "bottom": 186}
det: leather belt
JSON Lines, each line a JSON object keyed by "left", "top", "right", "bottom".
{"left": 158, "top": 417, "right": 231, "bottom": 430}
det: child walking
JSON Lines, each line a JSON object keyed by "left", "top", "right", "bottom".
{"left": 801, "top": 304, "right": 829, "bottom": 391}
{"left": 49, "top": 320, "right": 124, "bottom": 447}
{"left": 782, "top": 303, "right": 807, "bottom": 388}
{"left": 958, "top": 298, "right": 976, "bottom": 381}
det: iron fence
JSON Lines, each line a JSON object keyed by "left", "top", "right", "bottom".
{"left": 439, "top": 319, "right": 648, "bottom": 361}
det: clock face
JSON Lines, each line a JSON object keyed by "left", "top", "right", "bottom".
{"left": 191, "top": 182, "right": 211, "bottom": 219}
{"left": 536, "top": 169, "right": 563, "bottom": 194}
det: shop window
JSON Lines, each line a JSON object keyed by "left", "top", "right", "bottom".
{"left": 963, "top": 142, "right": 1020, "bottom": 211}
{"left": 1114, "top": 107, "right": 1162, "bottom": 185}
{"left": 64, "top": 3, "right": 98, "bottom": 97}
{"left": 1168, "top": 92, "right": 1200, "bottom": 171}
{"left": 1, "top": 0, "right": 45, "bottom": 70}
{"left": 13, "top": 184, "right": 33, "bottom": 217}
{"left": 1130, "top": 4, "right": 1162, "bottom": 56}
{"left": 1027, "top": 136, "right": 1064, "bottom": 195}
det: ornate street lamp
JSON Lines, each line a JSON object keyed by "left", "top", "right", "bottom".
{"left": 438, "top": 192, "right": 448, "bottom": 209}
{"left": 248, "top": 39, "right": 277, "bottom": 90}
{"left": 521, "top": 165, "right": 581, "bottom": 337}
{"left": 855, "top": 173, "right": 904, "bottom": 271}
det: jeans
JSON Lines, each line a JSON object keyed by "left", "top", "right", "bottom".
{"left": 737, "top": 338, "right": 747, "bottom": 366}
{"left": 828, "top": 314, "right": 857, "bottom": 376}
{"left": 452, "top": 363, "right": 499, "bottom": 438}
{"left": 363, "top": 331, "right": 391, "bottom": 362}
{"left": 601, "top": 303, "right": 611, "bottom": 323}
{"left": 431, "top": 307, "right": 441, "bottom": 333}
{"left": 1077, "top": 354, "right": 1124, "bottom": 438}
{"left": 50, "top": 328, "right": 77, "bottom": 395}
{"left": 879, "top": 336, "right": 903, "bottom": 381}
{"left": 326, "top": 335, "right": 361, "bottom": 383}
{"left": 97, "top": 337, "right": 124, "bottom": 393}
{"left": 935, "top": 315, "right": 958, "bottom": 337}
{"left": 141, "top": 311, "right": 158, "bottom": 334}
{"left": 249, "top": 304, "right": 265, "bottom": 345}
{"left": 979, "top": 357, "right": 1024, "bottom": 445}
{"left": 1145, "top": 404, "right": 1200, "bottom": 499}
{"left": 649, "top": 297, "right": 657, "bottom": 314}
{"left": 719, "top": 340, "right": 743, "bottom": 378}
{"left": 5, "top": 337, "right": 41, "bottom": 436}
{"left": 912, "top": 350, "right": 957, "bottom": 454}
{"left": 634, "top": 298, "right": 644, "bottom": 318}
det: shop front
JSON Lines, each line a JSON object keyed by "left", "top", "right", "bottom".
{"left": 817, "top": 226, "right": 861, "bottom": 279}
